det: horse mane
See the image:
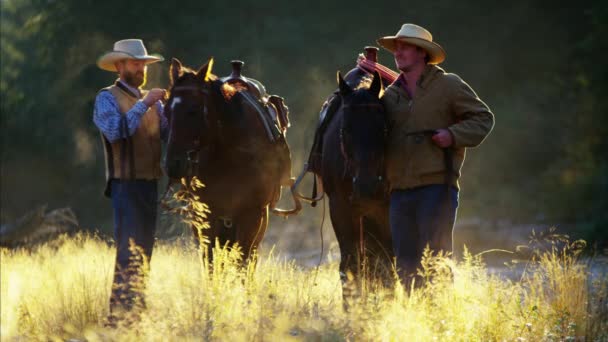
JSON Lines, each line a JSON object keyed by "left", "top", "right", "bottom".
{"left": 220, "top": 82, "right": 249, "bottom": 101}
{"left": 354, "top": 74, "right": 373, "bottom": 90}
{"left": 170, "top": 67, "right": 219, "bottom": 88}
{"left": 353, "top": 74, "right": 384, "bottom": 98}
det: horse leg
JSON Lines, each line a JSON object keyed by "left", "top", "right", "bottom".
{"left": 361, "top": 213, "right": 395, "bottom": 290}
{"left": 235, "top": 205, "right": 268, "bottom": 266}
{"left": 329, "top": 196, "right": 360, "bottom": 308}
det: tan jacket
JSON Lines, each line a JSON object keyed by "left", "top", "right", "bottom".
{"left": 100, "top": 84, "right": 162, "bottom": 186}
{"left": 382, "top": 65, "right": 494, "bottom": 191}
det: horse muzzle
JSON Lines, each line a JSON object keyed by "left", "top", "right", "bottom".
{"left": 165, "top": 149, "right": 200, "bottom": 179}
{"left": 351, "top": 175, "right": 386, "bottom": 203}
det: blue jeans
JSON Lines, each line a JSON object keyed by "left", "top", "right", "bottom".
{"left": 389, "top": 184, "right": 459, "bottom": 284}
{"left": 109, "top": 179, "right": 158, "bottom": 313}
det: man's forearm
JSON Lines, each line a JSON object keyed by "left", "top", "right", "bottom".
{"left": 448, "top": 111, "right": 494, "bottom": 148}
{"left": 93, "top": 92, "right": 149, "bottom": 143}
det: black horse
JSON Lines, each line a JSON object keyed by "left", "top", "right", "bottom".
{"left": 164, "top": 57, "right": 299, "bottom": 262}
{"left": 320, "top": 70, "right": 394, "bottom": 297}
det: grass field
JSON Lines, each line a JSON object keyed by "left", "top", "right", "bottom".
{"left": 1, "top": 231, "right": 607, "bottom": 341}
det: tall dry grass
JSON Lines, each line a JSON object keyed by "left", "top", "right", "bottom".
{"left": 1, "top": 230, "right": 606, "bottom": 341}
{"left": 2, "top": 179, "right": 606, "bottom": 340}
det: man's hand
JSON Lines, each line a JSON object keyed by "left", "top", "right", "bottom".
{"left": 432, "top": 129, "right": 454, "bottom": 148}
{"left": 143, "top": 88, "right": 166, "bottom": 107}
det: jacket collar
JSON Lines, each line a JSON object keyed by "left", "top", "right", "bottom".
{"left": 419, "top": 64, "right": 443, "bottom": 89}
{"left": 393, "top": 64, "right": 443, "bottom": 95}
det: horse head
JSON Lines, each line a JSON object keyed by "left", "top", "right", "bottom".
{"left": 338, "top": 70, "right": 388, "bottom": 204}
{"left": 164, "top": 57, "right": 221, "bottom": 179}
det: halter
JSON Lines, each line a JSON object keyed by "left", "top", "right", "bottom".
{"left": 338, "top": 102, "right": 389, "bottom": 191}
{"left": 168, "top": 83, "right": 214, "bottom": 178}
{"left": 339, "top": 103, "right": 388, "bottom": 156}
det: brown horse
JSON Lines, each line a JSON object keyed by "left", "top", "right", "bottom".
{"left": 319, "top": 70, "right": 395, "bottom": 300}
{"left": 163, "top": 57, "right": 299, "bottom": 262}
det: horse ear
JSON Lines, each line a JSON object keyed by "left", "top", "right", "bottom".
{"left": 369, "top": 70, "right": 383, "bottom": 98}
{"left": 337, "top": 71, "right": 352, "bottom": 96}
{"left": 196, "top": 57, "right": 214, "bottom": 82}
{"left": 170, "top": 58, "right": 182, "bottom": 84}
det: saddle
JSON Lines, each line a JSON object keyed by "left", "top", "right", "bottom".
{"left": 220, "top": 60, "right": 290, "bottom": 142}
{"left": 220, "top": 60, "right": 293, "bottom": 201}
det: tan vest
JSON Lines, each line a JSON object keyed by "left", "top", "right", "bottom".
{"left": 99, "top": 83, "right": 162, "bottom": 189}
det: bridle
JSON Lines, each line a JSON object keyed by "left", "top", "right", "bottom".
{"left": 160, "top": 83, "right": 214, "bottom": 209}
{"left": 168, "top": 83, "right": 215, "bottom": 178}
{"left": 339, "top": 102, "right": 388, "bottom": 185}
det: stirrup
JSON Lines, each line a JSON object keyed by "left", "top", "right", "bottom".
{"left": 292, "top": 163, "right": 324, "bottom": 206}
{"left": 271, "top": 177, "right": 302, "bottom": 217}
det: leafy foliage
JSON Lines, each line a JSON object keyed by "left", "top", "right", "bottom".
{"left": 162, "top": 177, "right": 210, "bottom": 246}
{"left": 0, "top": 0, "right": 606, "bottom": 244}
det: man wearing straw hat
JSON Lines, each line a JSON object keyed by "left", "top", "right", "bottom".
{"left": 378, "top": 24, "right": 494, "bottom": 285}
{"left": 93, "top": 39, "right": 167, "bottom": 322}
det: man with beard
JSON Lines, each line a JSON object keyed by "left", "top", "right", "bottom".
{"left": 377, "top": 24, "right": 494, "bottom": 286}
{"left": 93, "top": 39, "right": 167, "bottom": 324}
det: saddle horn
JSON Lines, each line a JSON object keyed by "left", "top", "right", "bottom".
{"left": 364, "top": 46, "right": 379, "bottom": 63}
{"left": 230, "top": 60, "right": 244, "bottom": 79}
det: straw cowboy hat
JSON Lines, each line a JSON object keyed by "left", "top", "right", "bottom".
{"left": 377, "top": 23, "right": 446, "bottom": 64}
{"left": 97, "top": 39, "right": 164, "bottom": 72}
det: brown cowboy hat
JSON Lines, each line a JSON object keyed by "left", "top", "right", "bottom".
{"left": 377, "top": 23, "right": 446, "bottom": 65}
{"left": 97, "top": 39, "right": 164, "bottom": 72}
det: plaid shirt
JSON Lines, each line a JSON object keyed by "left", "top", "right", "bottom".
{"left": 93, "top": 80, "right": 168, "bottom": 143}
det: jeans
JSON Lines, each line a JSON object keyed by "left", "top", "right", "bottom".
{"left": 389, "top": 184, "right": 459, "bottom": 284}
{"left": 109, "top": 179, "right": 158, "bottom": 314}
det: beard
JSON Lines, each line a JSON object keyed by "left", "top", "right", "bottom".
{"left": 122, "top": 70, "right": 146, "bottom": 88}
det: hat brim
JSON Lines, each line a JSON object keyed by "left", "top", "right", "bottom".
{"left": 377, "top": 36, "right": 446, "bottom": 65}
{"left": 97, "top": 51, "right": 164, "bottom": 72}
